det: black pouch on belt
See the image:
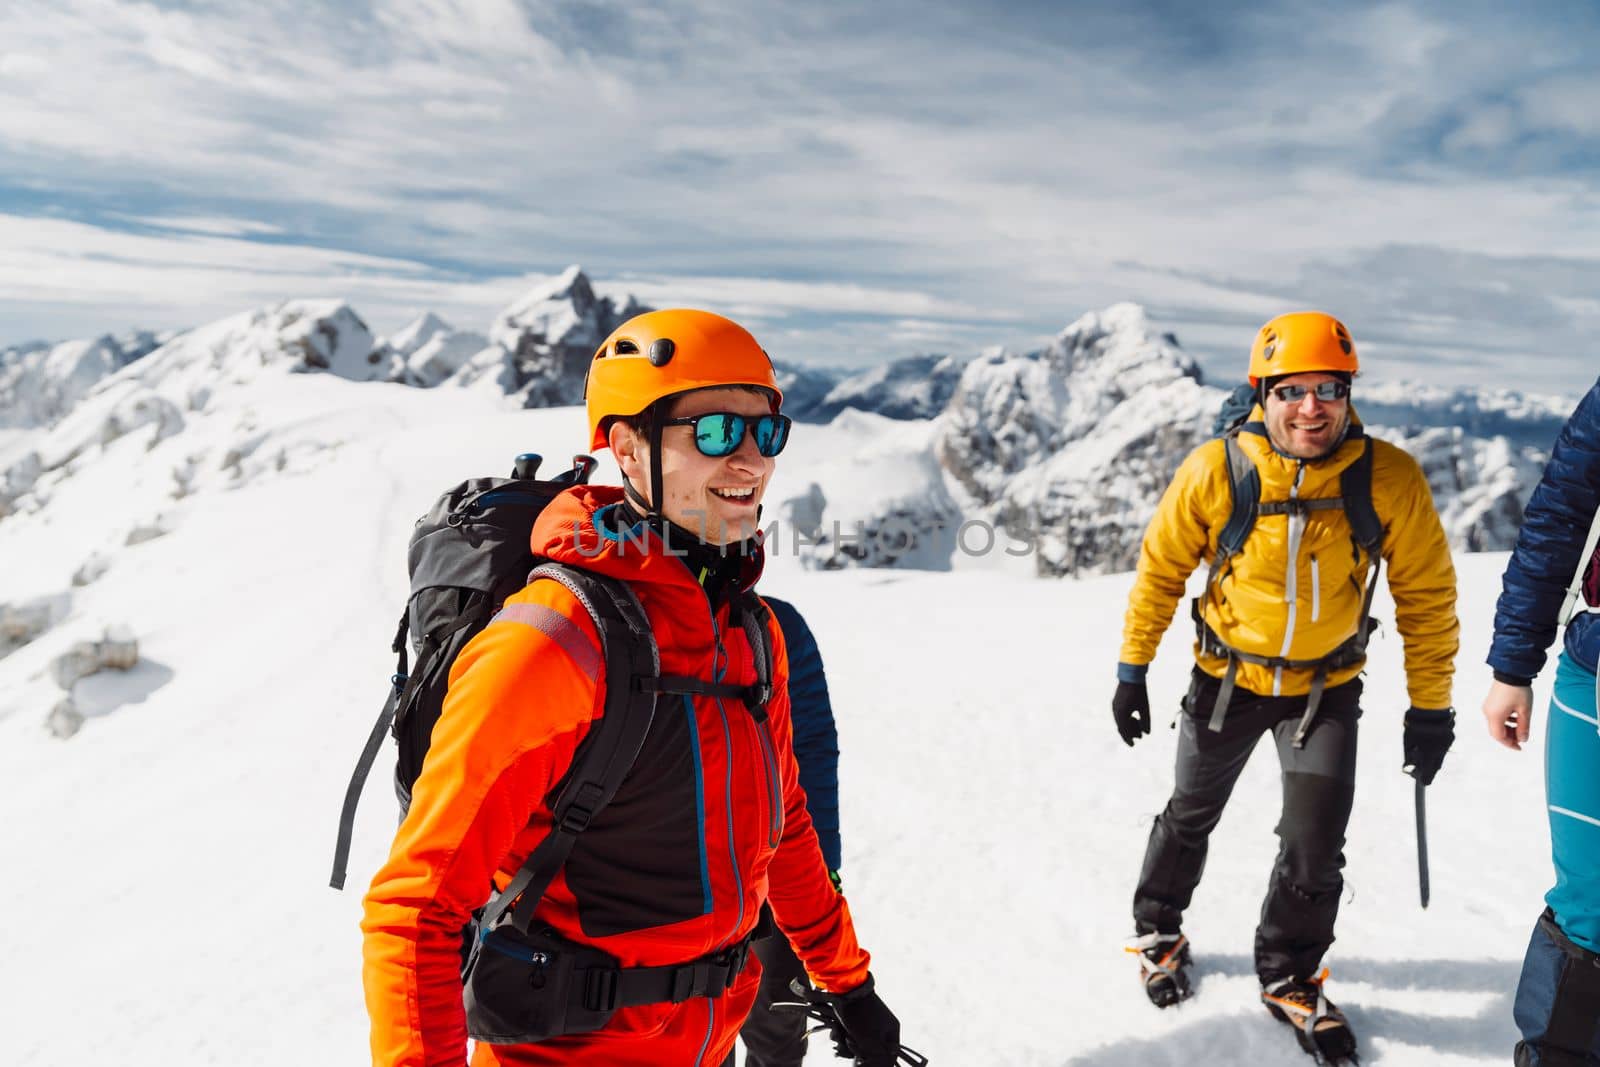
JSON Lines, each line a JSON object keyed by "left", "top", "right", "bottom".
{"left": 462, "top": 915, "right": 622, "bottom": 1044}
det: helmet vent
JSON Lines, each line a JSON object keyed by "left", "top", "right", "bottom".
{"left": 612, "top": 338, "right": 639, "bottom": 356}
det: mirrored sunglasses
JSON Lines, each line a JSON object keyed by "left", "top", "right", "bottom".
{"left": 1270, "top": 381, "right": 1349, "bottom": 404}
{"left": 663, "top": 412, "right": 792, "bottom": 457}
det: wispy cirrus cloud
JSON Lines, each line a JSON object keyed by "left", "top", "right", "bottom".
{"left": 3, "top": 0, "right": 1600, "bottom": 389}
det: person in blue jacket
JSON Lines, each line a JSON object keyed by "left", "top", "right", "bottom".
{"left": 724, "top": 595, "right": 844, "bottom": 1067}
{"left": 1484, "top": 375, "right": 1600, "bottom": 1067}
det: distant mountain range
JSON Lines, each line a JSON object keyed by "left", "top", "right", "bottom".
{"left": 0, "top": 267, "right": 1577, "bottom": 571}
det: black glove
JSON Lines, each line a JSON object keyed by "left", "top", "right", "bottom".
{"left": 1403, "top": 706, "right": 1455, "bottom": 785}
{"left": 1113, "top": 680, "right": 1152, "bottom": 746}
{"left": 778, "top": 974, "right": 916, "bottom": 1066}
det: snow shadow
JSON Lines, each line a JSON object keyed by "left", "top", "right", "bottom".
{"left": 1197, "top": 952, "right": 1519, "bottom": 994}
{"left": 1067, "top": 954, "right": 1521, "bottom": 1066}
{"left": 72, "top": 657, "right": 175, "bottom": 720}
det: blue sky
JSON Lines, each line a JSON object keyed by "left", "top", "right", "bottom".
{"left": 3, "top": 0, "right": 1599, "bottom": 390}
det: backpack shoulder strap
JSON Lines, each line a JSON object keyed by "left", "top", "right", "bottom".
{"left": 1208, "top": 435, "right": 1260, "bottom": 590}
{"left": 1340, "top": 434, "right": 1383, "bottom": 556}
{"left": 481, "top": 563, "right": 662, "bottom": 934}
{"left": 637, "top": 590, "right": 776, "bottom": 719}
{"left": 1560, "top": 504, "right": 1600, "bottom": 626}
{"left": 1339, "top": 435, "right": 1385, "bottom": 651}
{"left": 734, "top": 591, "right": 774, "bottom": 721}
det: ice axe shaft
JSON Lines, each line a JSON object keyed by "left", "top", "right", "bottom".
{"left": 1415, "top": 779, "right": 1430, "bottom": 909}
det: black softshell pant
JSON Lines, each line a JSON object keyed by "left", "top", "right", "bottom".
{"left": 1133, "top": 667, "right": 1361, "bottom": 984}
{"left": 722, "top": 907, "right": 810, "bottom": 1067}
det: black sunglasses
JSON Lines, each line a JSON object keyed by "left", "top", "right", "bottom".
{"left": 1269, "top": 381, "right": 1350, "bottom": 404}
{"left": 663, "top": 412, "right": 792, "bottom": 457}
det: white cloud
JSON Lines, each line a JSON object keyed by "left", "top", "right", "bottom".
{"left": 1, "top": 1, "right": 1599, "bottom": 390}
{"left": 0, "top": 51, "right": 51, "bottom": 78}
{"left": 110, "top": 214, "right": 288, "bottom": 237}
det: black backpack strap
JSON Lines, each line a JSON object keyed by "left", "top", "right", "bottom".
{"left": 638, "top": 592, "right": 774, "bottom": 718}
{"left": 1194, "top": 437, "right": 1258, "bottom": 735}
{"left": 330, "top": 612, "right": 411, "bottom": 890}
{"left": 1207, "top": 436, "right": 1260, "bottom": 591}
{"left": 1258, "top": 497, "right": 1345, "bottom": 517}
{"left": 736, "top": 592, "right": 774, "bottom": 720}
{"left": 1340, "top": 435, "right": 1384, "bottom": 658}
{"left": 481, "top": 564, "right": 661, "bottom": 936}
{"left": 331, "top": 604, "right": 493, "bottom": 890}
{"left": 1340, "top": 435, "right": 1383, "bottom": 556}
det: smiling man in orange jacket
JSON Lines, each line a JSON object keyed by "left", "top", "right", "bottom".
{"left": 361, "top": 309, "right": 906, "bottom": 1066}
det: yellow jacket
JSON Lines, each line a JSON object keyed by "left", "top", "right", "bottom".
{"left": 1119, "top": 417, "right": 1458, "bottom": 709}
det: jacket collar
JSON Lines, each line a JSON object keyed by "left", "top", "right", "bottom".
{"left": 531, "top": 485, "right": 766, "bottom": 599}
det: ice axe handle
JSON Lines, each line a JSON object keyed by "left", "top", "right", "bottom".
{"left": 1415, "top": 779, "right": 1430, "bottom": 909}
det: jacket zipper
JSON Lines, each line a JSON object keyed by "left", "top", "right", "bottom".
{"left": 708, "top": 614, "right": 747, "bottom": 947}
{"left": 755, "top": 716, "right": 783, "bottom": 847}
{"left": 693, "top": 998, "right": 715, "bottom": 1067}
{"left": 1311, "top": 554, "right": 1321, "bottom": 623}
{"left": 1276, "top": 463, "right": 1308, "bottom": 695}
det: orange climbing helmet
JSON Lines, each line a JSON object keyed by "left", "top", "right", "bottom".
{"left": 584, "top": 309, "right": 781, "bottom": 450}
{"left": 1247, "top": 311, "right": 1359, "bottom": 386}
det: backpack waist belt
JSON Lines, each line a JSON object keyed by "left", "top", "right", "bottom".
{"left": 1194, "top": 614, "right": 1370, "bottom": 748}
{"left": 579, "top": 932, "right": 757, "bottom": 1012}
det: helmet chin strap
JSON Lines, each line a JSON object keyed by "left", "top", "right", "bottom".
{"left": 621, "top": 401, "right": 668, "bottom": 525}
{"left": 618, "top": 400, "right": 766, "bottom": 548}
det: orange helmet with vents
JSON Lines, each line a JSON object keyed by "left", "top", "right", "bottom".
{"left": 584, "top": 309, "right": 781, "bottom": 450}
{"left": 1247, "top": 312, "right": 1359, "bottom": 386}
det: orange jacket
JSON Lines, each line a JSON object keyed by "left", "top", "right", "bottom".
{"left": 361, "top": 486, "right": 870, "bottom": 1066}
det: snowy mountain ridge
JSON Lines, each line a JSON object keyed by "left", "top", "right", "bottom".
{"left": 1, "top": 329, "right": 169, "bottom": 430}
{"left": 0, "top": 274, "right": 1577, "bottom": 573}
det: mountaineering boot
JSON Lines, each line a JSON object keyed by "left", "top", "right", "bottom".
{"left": 1262, "top": 971, "right": 1359, "bottom": 1065}
{"left": 1127, "top": 932, "right": 1194, "bottom": 1007}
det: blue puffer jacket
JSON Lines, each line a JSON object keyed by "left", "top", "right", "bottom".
{"left": 765, "top": 597, "right": 843, "bottom": 871}
{"left": 1488, "top": 376, "right": 1600, "bottom": 682}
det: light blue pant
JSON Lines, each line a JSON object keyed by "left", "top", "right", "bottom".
{"left": 1545, "top": 653, "right": 1600, "bottom": 953}
{"left": 1513, "top": 653, "right": 1600, "bottom": 1064}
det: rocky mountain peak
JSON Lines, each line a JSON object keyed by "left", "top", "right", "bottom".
{"left": 386, "top": 312, "right": 454, "bottom": 357}
{"left": 1046, "top": 302, "right": 1202, "bottom": 403}
{"left": 488, "top": 264, "right": 598, "bottom": 350}
{"left": 937, "top": 303, "right": 1205, "bottom": 507}
{"left": 460, "top": 265, "right": 649, "bottom": 407}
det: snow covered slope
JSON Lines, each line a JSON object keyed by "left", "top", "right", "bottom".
{"left": 0, "top": 351, "right": 1555, "bottom": 1066}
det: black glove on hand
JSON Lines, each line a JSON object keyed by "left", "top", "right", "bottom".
{"left": 1113, "top": 680, "right": 1152, "bottom": 747}
{"left": 1403, "top": 706, "right": 1455, "bottom": 785}
{"left": 784, "top": 974, "right": 905, "bottom": 1066}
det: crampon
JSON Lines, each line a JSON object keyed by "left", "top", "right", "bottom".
{"left": 1126, "top": 932, "right": 1194, "bottom": 1008}
{"left": 1261, "top": 970, "right": 1359, "bottom": 1065}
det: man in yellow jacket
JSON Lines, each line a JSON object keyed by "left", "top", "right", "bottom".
{"left": 1114, "top": 312, "right": 1459, "bottom": 1063}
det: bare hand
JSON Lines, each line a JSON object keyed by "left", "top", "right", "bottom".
{"left": 1481, "top": 679, "right": 1534, "bottom": 751}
